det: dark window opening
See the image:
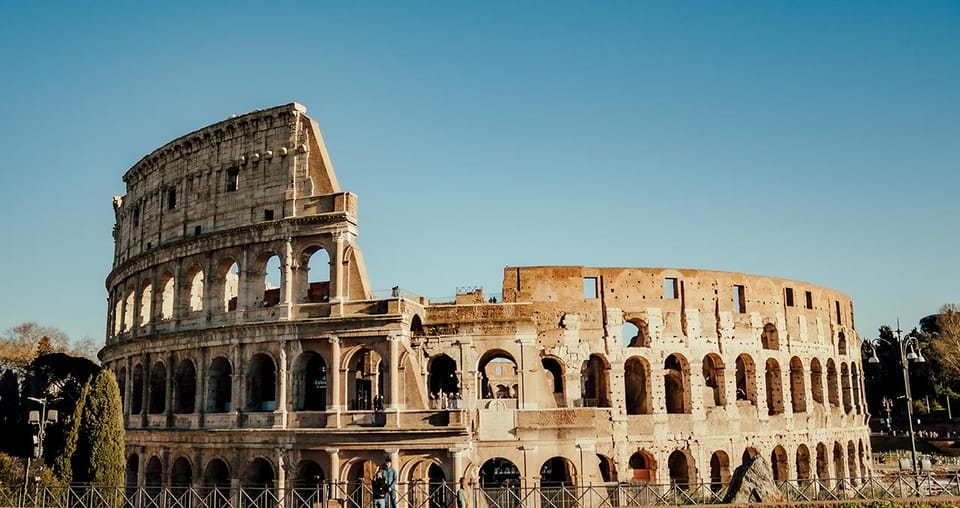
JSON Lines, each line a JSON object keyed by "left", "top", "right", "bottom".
{"left": 835, "top": 301, "right": 842, "bottom": 325}
{"left": 664, "top": 278, "right": 678, "bottom": 299}
{"left": 805, "top": 291, "right": 813, "bottom": 309}
{"left": 785, "top": 288, "right": 794, "bottom": 307}
{"left": 132, "top": 205, "right": 140, "bottom": 227}
{"left": 194, "top": 225, "right": 202, "bottom": 236}
{"left": 264, "top": 209, "right": 274, "bottom": 221}
{"left": 226, "top": 167, "right": 239, "bottom": 192}
{"left": 167, "top": 188, "right": 177, "bottom": 210}
{"left": 733, "top": 285, "right": 746, "bottom": 314}
{"left": 583, "top": 277, "right": 598, "bottom": 299}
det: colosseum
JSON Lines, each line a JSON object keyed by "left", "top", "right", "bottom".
{"left": 99, "top": 102, "right": 872, "bottom": 505}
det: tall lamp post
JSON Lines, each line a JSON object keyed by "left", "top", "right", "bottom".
{"left": 864, "top": 323, "right": 925, "bottom": 475}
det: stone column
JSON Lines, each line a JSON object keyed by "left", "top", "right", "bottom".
{"left": 275, "top": 342, "right": 289, "bottom": 429}
{"left": 282, "top": 238, "right": 295, "bottom": 315}
{"left": 326, "top": 448, "right": 341, "bottom": 485}
{"left": 387, "top": 336, "right": 402, "bottom": 410}
{"left": 328, "top": 337, "right": 341, "bottom": 411}
{"left": 330, "top": 231, "right": 346, "bottom": 303}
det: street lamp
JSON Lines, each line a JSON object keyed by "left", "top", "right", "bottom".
{"left": 23, "top": 396, "right": 58, "bottom": 497}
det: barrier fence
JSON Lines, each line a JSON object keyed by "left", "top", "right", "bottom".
{"left": 2, "top": 474, "right": 960, "bottom": 508}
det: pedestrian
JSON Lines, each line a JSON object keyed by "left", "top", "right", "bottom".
{"left": 456, "top": 477, "right": 469, "bottom": 508}
{"left": 380, "top": 458, "right": 397, "bottom": 508}
{"left": 372, "top": 469, "right": 388, "bottom": 508}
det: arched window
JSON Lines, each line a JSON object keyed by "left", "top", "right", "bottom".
{"left": 219, "top": 259, "right": 239, "bottom": 312}
{"left": 203, "top": 458, "right": 231, "bottom": 495}
{"left": 145, "top": 456, "right": 163, "bottom": 496}
{"left": 294, "top": 460, "right": 326, "bottom": 489}
{"left": 541, "top": 358, "right": 565, "bottom": 405}
{"left": 171, "top": 457, "right": 193, "bottom": 496}
{"left": 246, "top": 354, "right": 277, "bottom": 412}
{"left": 664, "top": 354, "right": 690, "bottom": 414}
{"left": 827, "top": 359, "right": 840, "bottom": 408}
{"left": 428, "top": 354, "right": 460, "bottom": 405}
{"left": 131, "top": 364, "right": 144, "bottom": 414}
{"left": 293, "top": 352, "right": 327, "bottom": 411}
{"left": 117, "top": 367, "right": 127, "bottom": 411}
{"left": 789, "top": 357, "right": 806, "bottom": 413}
{"left": 628, "top": 451, "right": 656, "bottom": 483}
{"left": 761, "top": 323, "right": 779, "bottom": 350}
{"left": 123, "top": 285, "right": 136, "bottom": 332}
{"left": 765, "top": 358, "right": 784, "bottom": 415}
{"left": 709, "top": 451, "right": 730, "bottom": 492}
{"left": 140, "top": 279, "right": 152, "bottom": 325}
{"left": 810, "top": 358, "right": 824, "bottom": 404}
{"left": 159, "top": 271, "right": 175, "bottom": 319}
{"left": 832, "top": 442, "right": 845, "bottom": 483}
{"left": 816, "top": 443, "right": 829, "bottom": 484}
{"left": 540, "top": 457, "right": 575, "bottom": 507}
{"left": 580, "top": 354, "right": 611, "bottom": 408}
{"left": 841, "top": 362, "right": 852, "bottom": 413}
{"left": 148, "top": 362, "right": 167, "bottom": 414}
{"left": 796, "top": 445, "right": 812, "bottom": 485}
{"left": 771, "top": 446, "right": 788, "bottom": 482}
{"left": 597, "top": 454, "right": 617, "bottom": 483}
{"left": 735, "top": 354, "right": 757, "bottom": 405}
{"left": 622, "top": 318, "right": 649, "bottom": 347}
{"left": 847, "top": 441, "right": 858, "bottom": 486}
{"left": 624, "top": 357, "right": 652, "bottom": 415}
{"left": 187, "top": 265, "right": 204, "bottom": 312}
{"left": 479, "top": 351, "right": 517, "bottom": 400}
{"left": 242, "top": 457, "right": 276, "bottom": 490}
{"left": 207, "top": 357, "right": 232, "bottom": 413}
{"left": 668, "top": 450, "right": 694, "bottom": 490}
{"left": 125, "top": 454, "right": 139, "bottom": 491}
{"left": 702, "top": 354, "right": 726, "bottom": 408}
{"left": 838, "top": 331, "right": 847, "bottom": 355}
{"left": 302, "top": 246, "right": 330, "bottom": 303}
{"left": 258, "top": 254, "right": 282, "bottom": 308}
{"left": 175, "top": 360, "right": 197, "bottom": 413}
{"left": 852, "top": 362, "right": 862, "bottom": 414}
{"left": 479, "top": 458, "right": 521, "bottom": 489}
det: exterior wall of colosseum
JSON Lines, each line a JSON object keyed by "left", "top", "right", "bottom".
{"left": 99, "top": 103, "right": 872, "bottom": 499}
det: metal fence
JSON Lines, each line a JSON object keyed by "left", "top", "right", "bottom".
{"left": 3, "top": 474, "right": 960, "bottom": 508}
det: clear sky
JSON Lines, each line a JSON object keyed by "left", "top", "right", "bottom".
{"left": 0, "top": 1, "right": 957, "bottom": 347}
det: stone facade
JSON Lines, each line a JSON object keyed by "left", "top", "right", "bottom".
{"left": 99, "top": 103, "right": 871, "bottom": 497}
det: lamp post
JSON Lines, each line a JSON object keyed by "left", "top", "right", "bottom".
{"left": 23, "top": 396, "right": 58, "bottom": 499}
{"left": 863, "top": 323, "right": 925, "bottom": 475}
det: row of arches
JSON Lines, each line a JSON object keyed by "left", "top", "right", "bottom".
{"left": 621, "top": 320, "right": 851, "bottom": 355}
{"left": 109, "top": 242, "right": 361, "bottom": 338}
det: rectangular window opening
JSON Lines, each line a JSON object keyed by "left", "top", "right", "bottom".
{"left": 132, "top": 205, "right": 140, "bottom": 227}
{"left": 194, "top": 225, "right": 202, "bottom": 236}
{"left": 264, "top": 209, "right": 274, "bottom": 221}
{"left": 805, "top": 291, "right": 813, "bottom": 309}
{"left": 733, "top": 285, "right": 746, "bottom": 314}
{"left": 785, "top": 287, "right": 795, "bottom": 307}
{"left": 167, "top": 188, "right": 177, "bottom": 210}
{"left": 226, "top": 167, "right": 239, "bottom": 192}
{"left": 583, "top": 277, "right": 598, "bottom": 299}
{"left": 664, "top": 278, "right": 678, "bottom": 299}
{"left": 835, "top": 301, "right": 842, "bottom": 325}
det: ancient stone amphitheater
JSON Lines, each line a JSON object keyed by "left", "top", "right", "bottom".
{"left": 99, "top": 103, "right": 871, "bottom": 501}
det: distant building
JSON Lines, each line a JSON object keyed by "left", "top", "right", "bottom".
{"left": 100, "top": 104, "right": 871, "bottom": 499}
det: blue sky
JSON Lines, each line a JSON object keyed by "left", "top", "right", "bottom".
{"left": 0, "top": 1, "right": 957, "bottom": 346}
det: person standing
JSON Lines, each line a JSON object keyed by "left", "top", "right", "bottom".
{"left": 372, "top": 469, "right": 388, "bottom": 508}
{"left": 380, "top": 458, "right": 397, "bottom": 508}
{"left": 456, "top": 477, "right": 469, "bottom": 508}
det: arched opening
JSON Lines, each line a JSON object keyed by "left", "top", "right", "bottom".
{"left": 664, "top": 354, "right": 690, "bottom": 414}
{"left": 771, "top": 446, "right": 788, "bottom": 482}
{"left": 702, "top": 354, "right": 726, "bottom": 408}
{"left": 841, "top": 362, "right": 852, "bottom": 414}
{"left": 796, "top": 445, "right": 812, "bottom": 485}
{"left": 174, "top": 360, "right": 197, "bottom": 413}
{"left": 623, "top": 318, "right": 649, "bottom": 347}
{"left": 145, "top": 456, "right": 163, "bottom": 496}
{"left": 789, "top": 357, "right": 806, "bottom": 413}
{"left": 302, "top": 247, "right": 330, "bottom": 303}
{"left": 131, "top": 364, "right": 144, "bottom": 414}
{"left": 540, "top": 457, "right": 575, "bottom": 508}
{"left": 346, "top": 459, "right": 379, "bottom": 508}
{"left": 479, "top": 351, "right": 518, "bottom": 400}
{"left": 125, "top": 454, "right": 139, "bottom": 491}
{"left": 242, "top": 457, "right": 276, "bottom": 490}
{"left": 259, "top": 254, "right": 282, "bottom": 308}
{"left": 246, "top": 353, "right": 277, "bottom": 412}
{"left": 837, "top": 331, "right": 847, "bottom": 356}
{"left": 187, "top": 265, "right": 204, "bottom": 312}
{"left": 207, "top": 357, "right": 232, "bottom": 413}
{"left": 294, "top": 460, "right": 326, "bottom": 490}
{"left": 628, "top": 451, "right": 656, "bottom": 483}
{"left": 858, "top": 440, "right": 867, "bottom": 480}
{"left": 761, "top": 323, "right": 779, "bottom": 350}
{"left": 852, "top": 363, "right": 862, "bottom": 414}
{"left": 827, "top": 360, "right": 840, "bottom": 408}
{"left": 541, "top": 358, "right": 565, "bottom": 406}
{"left": 709, "top": 451, "right": 730, "bottom": 492}
{"left": 148, "top": 362, "right": 167, "bottom": 414}
{"left": 832, "top": 442, "right": 845, "bottom": 485}
{"left": 847, "top": 441, "right": 858, "bottom": 486}
{"left": 810, "top": 358, "right": 824, "bottom": 404}
{"left": 742, "top": 447, "right": 760, "bottom": 465}
{"left": 735, "top": 354, "right": 757, "bottom": 405}
{"left": 625, "top": 356, "right": 652, "bottom": 415}
{"left": 668, "top": 450, "right": 694, "bottom": 490}
{"left": 113, "top": 294, "right": 123, "bottom": 336}
{"left": 117, "top": 367, "right": 127, "bottom": 411}
{"left": 410, "top": 315, "right": 424, "bottom": 336}
{"left": 219, "top": 259, "right": 240, "bottom": 312}
{"left": 479, "top": 457, "right": 521, "bottom": 489}
{"left": 293, "top": 352, "right": 327, "bottom": 411}
{"left": 159, "top": 271, "right": 175, "bottom": 319}
{"left": 816, "top": 443, "right": 829, "bottom": 484}
{"left": 123, "top": 286, "right": 135, "bottom": 332}
{"left": 580, "top": 354, "right": 611, "bottom": 407}
{"left": 171, "top": 457, "right": 193, "bottom": 496}
{"left": 765, "top": 358, "right": 784, "bottom": 415}
{"left": 347, "top": 348, "right": 383, "bottom": 410}
{"left": 203, "top": 458, "right": 231, "bottom": 496}
{"left": 140, "top": 279, "right": 152, "bottom": 325}
{"left": 597, "top": 454, "right": 617, "bottom": 483}
{"left": 428, "top": 354, "right": 460, "bottom": 406}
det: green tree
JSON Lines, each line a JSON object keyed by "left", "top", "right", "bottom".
{"left": 52, "top": 379, "right": 89, "bottom": 484}
{"left": 75, "top": 370, "right": 124, "bottom": 486}
{"left": 926, "top": 304, "right": 960, "bottom": 388}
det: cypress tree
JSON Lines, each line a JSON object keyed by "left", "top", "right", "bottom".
{"left": 76, "top": 370, "right": 125, "bottom": 486}
{"left": 52, "top": 378, "right": 89, "bottom": 484}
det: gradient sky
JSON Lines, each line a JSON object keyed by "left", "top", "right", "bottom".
{"left": 0, "top": 1, "right": 957, "bottom": 347}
